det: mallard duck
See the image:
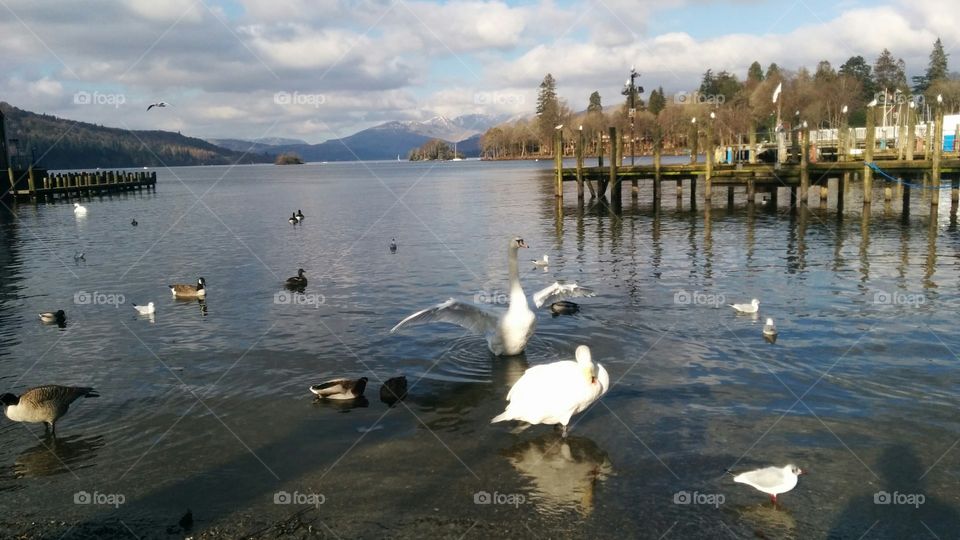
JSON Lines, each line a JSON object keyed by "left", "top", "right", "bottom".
{"left": 1, "top": 385, "right": 99, "bottom": 434}
{"left": 285, "top": 268, "right": 307, "bottom": 288}
{"left": 310, "top": 378, "right": 368, "bottom": 400}
{"left": 170, "top": 277, "right": 206, "bottom": 298}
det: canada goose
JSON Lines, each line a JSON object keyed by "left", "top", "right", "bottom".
{"left": 285, "top": 268, "right": 307, "bottom": 288}
{"left": 170, "top": 277, "right": 206, "bottom": 298}
{"left": 389, "top": 238, "right": 397, "bottom": 253}
{"left": 39, "top": 310, "right": 66, "bottom": 324}
{"left": 131, "top": 218, "right": 138, "bottom": 226}
{"left": 289, "top": 213, "right": 298, "bottom": 225}
{"left": 295, "top": 210, "right": 304, "bottom": 222}
{"left": 733, "top": 464, "right": 803, "bottom": 504}
{"left": 74, "top": 250, "right": 85, "bottom": 261}
{"left": 310, "top": 377, "right": 368, "bottom": 400}
{"left": 73, "top": 203, "right": 87, "bottom": 215}
{"left": 1, "top": 385, "right": 99, "bottom": 434}
{"left": 379, "top": 376, "right": 408, "bottom": 406}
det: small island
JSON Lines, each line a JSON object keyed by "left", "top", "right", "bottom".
{"left": 409, "top": 139, "right": 463, "bottom": 161}
{"left": 274, "top": 152, "right": 305, "bottom": 165}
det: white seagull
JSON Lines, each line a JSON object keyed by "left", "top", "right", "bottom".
{"left": 390, "top": 237, "right": 594, "bottom": 356}
{"left": 763, "top": 318, "right": 777, "bottom": 337}
{"left": 531, "top": 254, "right": 549, "bottom": 267}
{"left": 730, "top": 298, "right": 760, "bottom": 314}
{"left": 146, "top": 102, "right": 168, "bottom": 111}
{"left": 132, "top": 302, "right": 156, "bottom": 315}
{"left": 733, "top": 464, "right": 803, "bottom": 503}
{"left": 73, "top": 203, "right": 87, "bottom": 216}
{"left": 491, "top": 345, "right": 609, "bottom": 437}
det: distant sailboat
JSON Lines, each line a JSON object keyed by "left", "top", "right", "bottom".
{"left": 397, "top": 154, "right": 401, "bottom": 161}
{"left": 452, "top": 142, "right": 462, "bottom": 162}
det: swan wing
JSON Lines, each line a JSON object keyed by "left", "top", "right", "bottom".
{"left": 390, "top": 298, "right": 499, "bottom": 335}
{"left": 532, "top": 282, "right": 596, "bottom": 309}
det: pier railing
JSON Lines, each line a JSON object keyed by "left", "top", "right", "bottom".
{"left": 5, "top": 167, "right": 157, "bottom": 202}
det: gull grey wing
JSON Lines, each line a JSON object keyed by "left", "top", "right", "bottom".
{"left": 532, "top": 282, "right": 596, "bottom": 309}
{"left": 390, "top": 298, "right": 499, "bottom": 334}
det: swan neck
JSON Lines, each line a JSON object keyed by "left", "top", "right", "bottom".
{"left": 508, "top": 246, "right": 526, "bottom": 305}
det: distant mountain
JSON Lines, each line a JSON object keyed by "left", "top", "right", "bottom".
{"left": 206, "top": 138, "right": 279, "bottom": 153}
{"left": 263, "top": 114, "right": 507, "bottom": 161}
{"left": 0, "top": 102, "right": 272, "bottom": 169}
{"left": 252, "top": 136, "right": 308, "bottom": 146}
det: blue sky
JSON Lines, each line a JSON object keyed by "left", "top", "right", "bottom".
{"left": 0, "top": 0, "right": 952, "bottom": 142}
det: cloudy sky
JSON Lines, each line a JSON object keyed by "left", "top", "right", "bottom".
{"left": 0, "top": 0, "right": 955, "bottom": 143}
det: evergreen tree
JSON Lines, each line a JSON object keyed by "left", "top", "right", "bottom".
{"left": 747, "top": 61, "right": 764, "bottom": 82}
{"left": 765, "top": 63, "right": 781, "bottom": 80}
{"left": 648, "top": 86, "right": 666, "bottom": 115}
{"left": 913, "top": 37, "right": 949, "bottom": 94}
{"left": 839, "top": 55, "right": 875, "bottom": 101}
{"left": 874, "top": 48, "right": 908, "bottom": 95}
{"left": 536, "top": 73, "right": 560, "bottom": 154}
{"left": 587, "top": 91, "right": 602, "bottom": 114}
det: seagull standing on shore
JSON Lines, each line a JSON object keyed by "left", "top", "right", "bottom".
{"left": 733, "top": 464, "right": 803, "bottom": 504}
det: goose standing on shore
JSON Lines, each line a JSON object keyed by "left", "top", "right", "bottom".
{"left": 391, "top": 237, "right": 593, "bottom": 356}
{"left": 170, "top": 277, "right": 206, "bottom": 298}
{"left": 491, "top": 345, "right": 609, "bottom": 437}
{"left": 1, "top": 385, "right": 99, "bottom": 434}
{"left": 73, "top": 203, "right": 87, "bottom": 216}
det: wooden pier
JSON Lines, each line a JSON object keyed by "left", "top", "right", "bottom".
{"left": 5, "top": 167, "right": 157, "bottom": 202}
{"left": 555, "top": 107, "right": 960, "bottom": 215}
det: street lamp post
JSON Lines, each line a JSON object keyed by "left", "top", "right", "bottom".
{"left": 622, "top": 66, "right": 643, "bottom": 166}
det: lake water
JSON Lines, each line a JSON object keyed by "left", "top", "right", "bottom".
{"left": 1, "top": 160, "right": 960, "bottom": 538}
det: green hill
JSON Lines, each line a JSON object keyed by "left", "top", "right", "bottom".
{"left": 0, "top": 102, "right": 273, "bottom": 170}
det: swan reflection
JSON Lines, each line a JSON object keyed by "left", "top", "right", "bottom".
{"left": 503, "top": 433, "right": 613, "bottom": 516}
{"left": 13, "top": 434, "right": 105, "bottom": 478}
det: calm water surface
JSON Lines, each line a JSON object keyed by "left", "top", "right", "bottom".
{"left": 1, "top": 160, "right": 960, "bottom": 538}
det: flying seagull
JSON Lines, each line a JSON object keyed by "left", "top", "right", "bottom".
{"left": 147, "top": 102, "right": 168, "bottom": 111}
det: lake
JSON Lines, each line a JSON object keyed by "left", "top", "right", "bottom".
{"left": 1, "top": 159, "right": 959, "bottom": 538}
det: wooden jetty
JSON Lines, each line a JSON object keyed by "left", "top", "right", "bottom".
{"left": 555, "top": 107, "right": 960, "bottom": 215}
{"left": 5, "top": 167, "right": 157, "bottom": 202}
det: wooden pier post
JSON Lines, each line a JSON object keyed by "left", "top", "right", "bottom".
{"left": 607, "top": 126, "right": 618, "bottom": 201}
{"left": 906, "top": 103, "right": 916, "bottom": 161}
{"left": 676, "top": 180, "right": 683, "bottom": 209}
{"left": 789, "top": 187, "right": 797, "bottom": 208}
{"left": 746, "top": 178, "right": 755, "bottom": 206}
{"left": 689, "top": 176, "right": 697, "bottom": 210}
{"left": 704, "top": 117, "right": 714, "bottom": 203}
{"left": 884, "top": 187, "right": 893, "bottom": 202}
{"left": 863, "top": 106, "right": 875, "bottom": 205}
{"left": 902, "top": 177, "right": 911, "bottom": 215}
{"left": 728, "top": 186, "right": 735, "bottom": 208}
{"left": 575, "top": 127, "right": 584, "bottom": 201}
{"left": 689, "top": 119, "right": 698, "bottom": 164}
{"left": 799, "top": 125, "right": 809, "bottom": 204}
{"left": 554, "top": 131, "right": 563, "bottom": 199}
{"left": 653, "top": 127, "right": 662, "bottom": 210}
{"left": 951, "top": 176, "right": 959, "bottom": 208}
{"left": 748, "top": 123, "right": 757, "bottom": 164}
{"left": 597, "top": 133, "right": 603, "bottom": 168}
{"left": 932, "top": 103, "right": 943, "bottom": 208}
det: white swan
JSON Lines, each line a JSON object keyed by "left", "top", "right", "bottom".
{"left": 390, "top": 237, "right": 593, "bottom": 356}
{"left": 491, "top": 345, "right": 609, "bottom": 436}
{"left": 73, "top": 203, "right": 87, "bottom": 216}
